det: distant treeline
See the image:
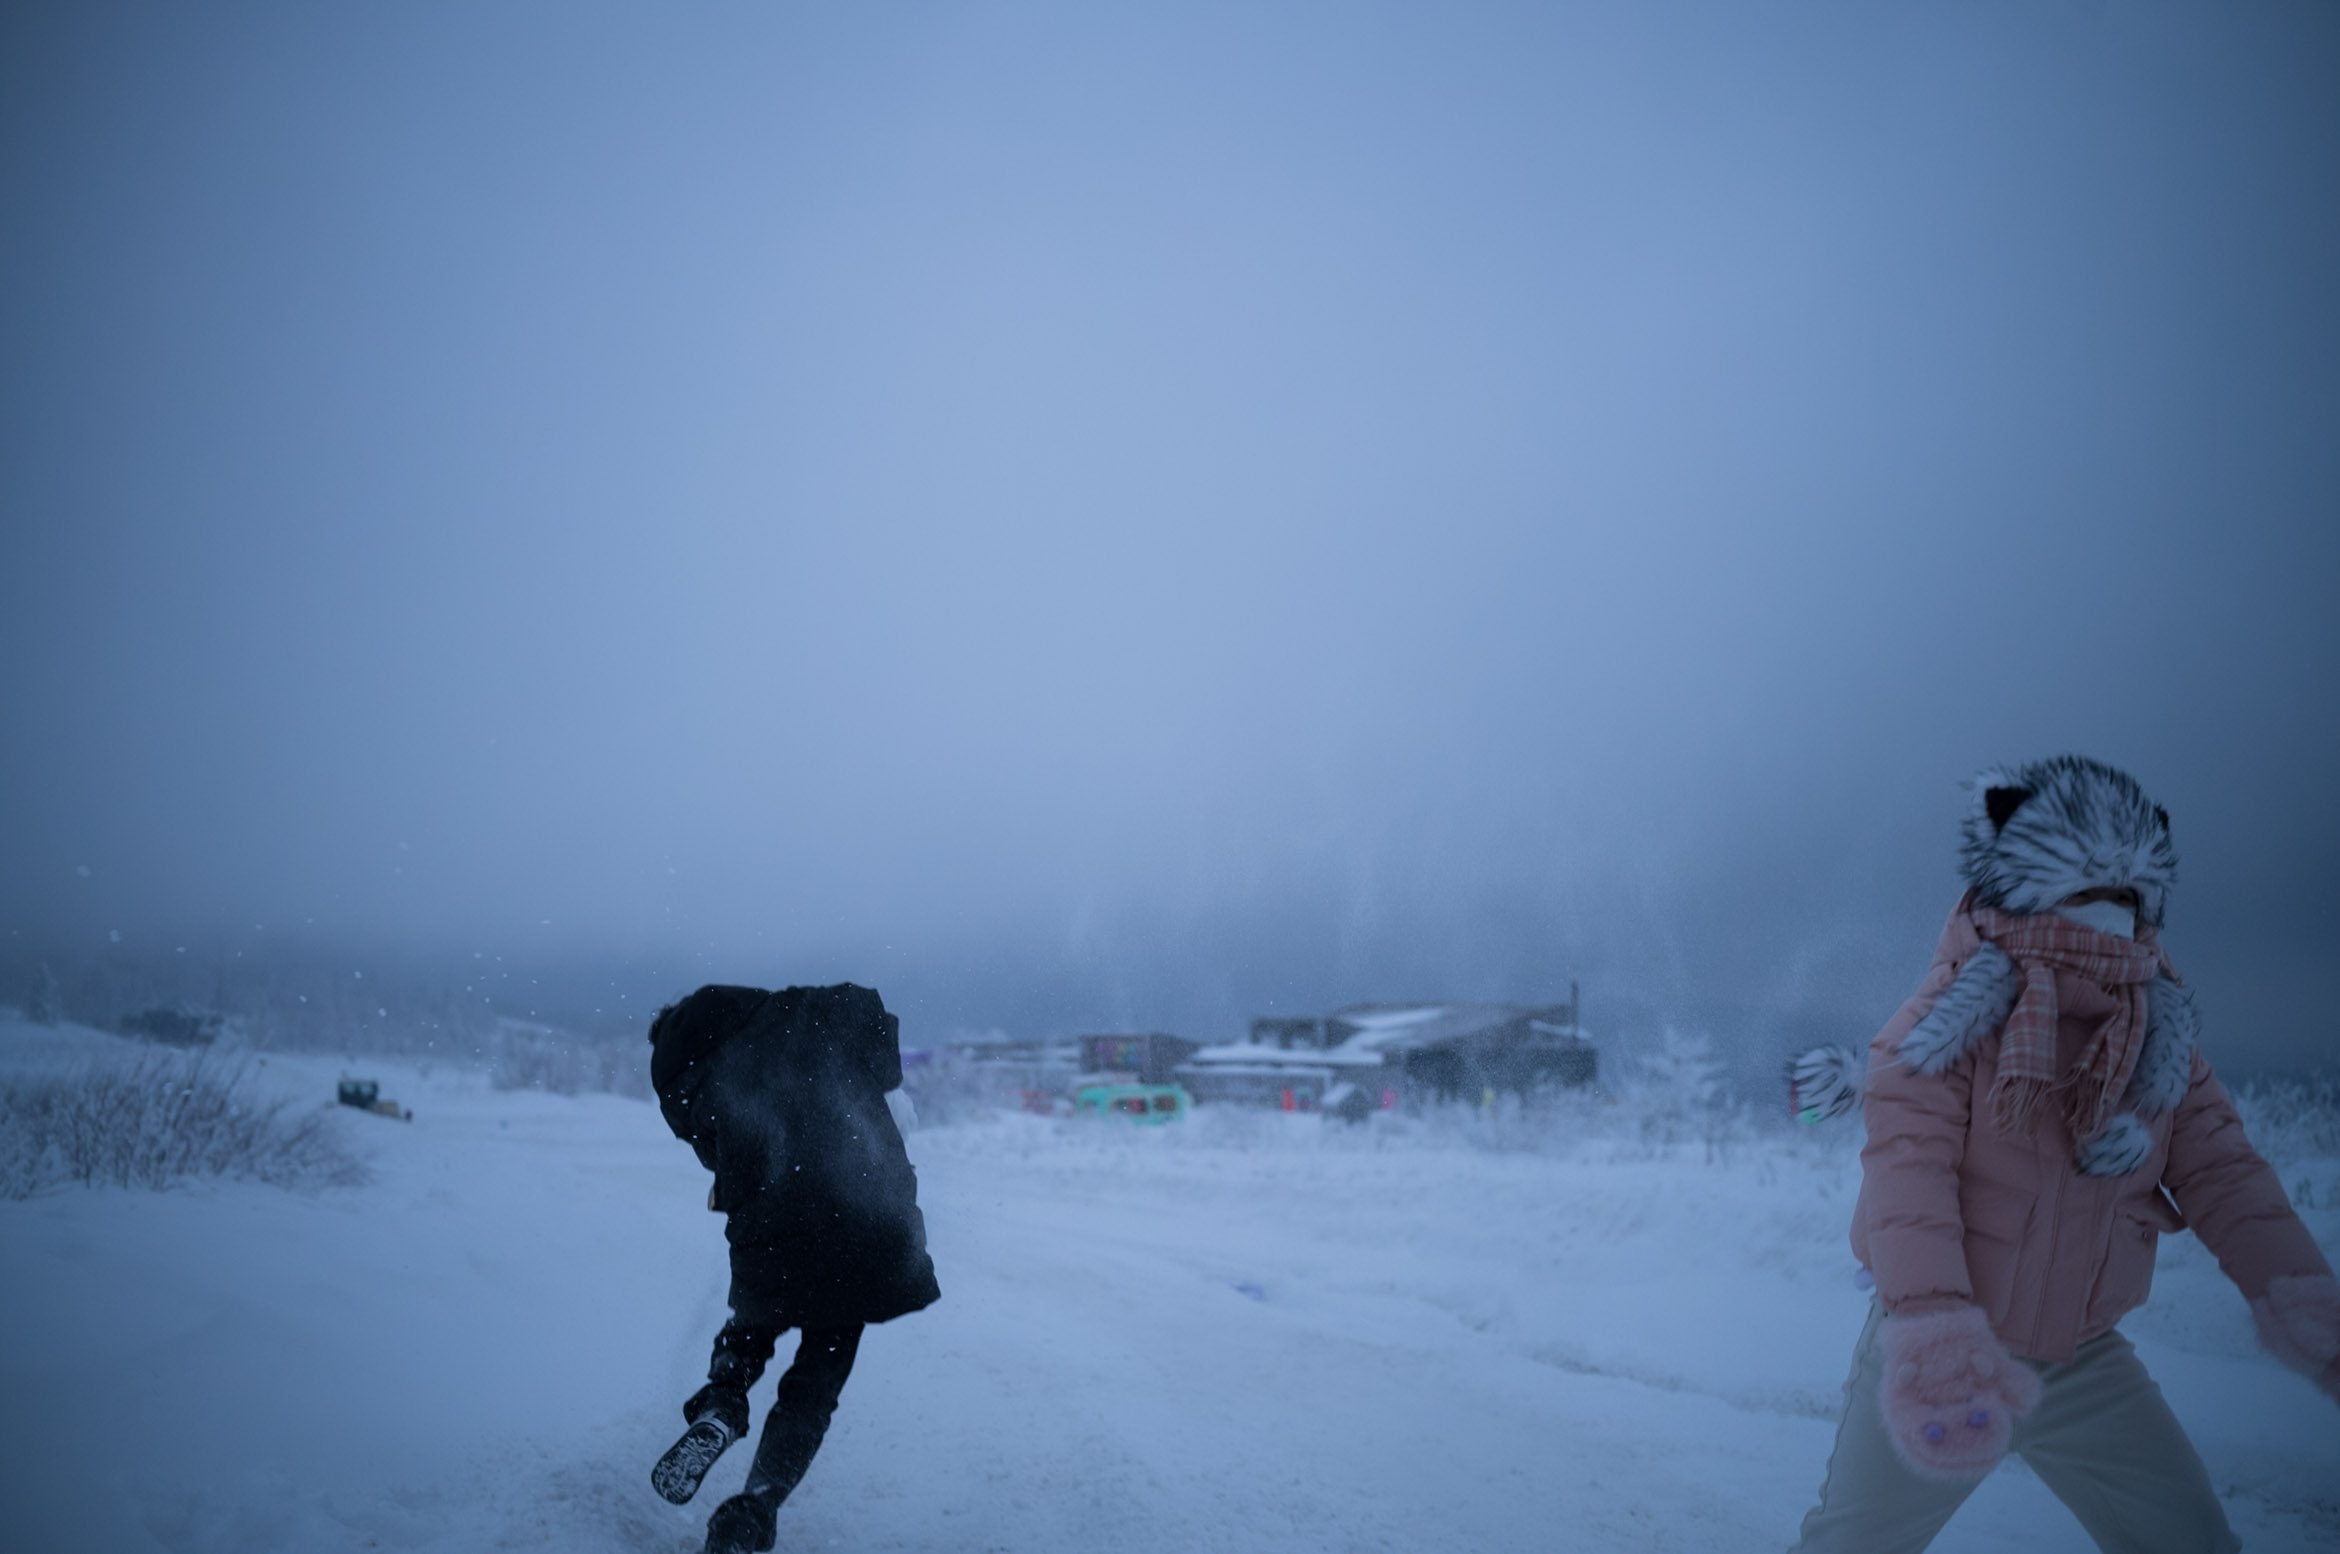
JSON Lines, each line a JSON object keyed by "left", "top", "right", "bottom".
{"left": 0, "top": 937, "right": 664, "bottom": 1096}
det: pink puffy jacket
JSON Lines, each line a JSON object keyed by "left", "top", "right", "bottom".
{"left": 1850, "top": 905, "right": 2331, "bottom": 1363}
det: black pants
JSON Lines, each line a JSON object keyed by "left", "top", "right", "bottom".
{"left": 708, "top": 1320, "right": 863, "bottom": 1510}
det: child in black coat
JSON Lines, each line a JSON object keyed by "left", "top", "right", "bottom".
{"left": 647, "top": 983, "right": 941, "bottom": 1554}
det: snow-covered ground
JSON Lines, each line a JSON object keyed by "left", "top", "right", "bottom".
{"left": 2, "top": 1019, "right": 2335, "bottom": 1553}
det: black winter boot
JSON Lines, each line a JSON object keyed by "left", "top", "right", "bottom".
{"left": 652, "top": 1384, "right": 750, "bottom": 1505}
{"left": 703, "top": 1491, "right": 778, "bottom": 1554}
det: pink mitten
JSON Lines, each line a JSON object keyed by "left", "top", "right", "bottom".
{"left": 2251, "top": 1274, "right": 2340, "bottom": 1404}
{"left": 1878, "top": 1305, "right": 2043, "bottom": 1481}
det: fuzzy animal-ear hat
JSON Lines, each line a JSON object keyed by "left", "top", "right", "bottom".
{"left": 1788, "top": 755, "right": 2193, "bottom": 1168}
{"left": 1958, "top": 755, "right": 2178, "bottom": 928}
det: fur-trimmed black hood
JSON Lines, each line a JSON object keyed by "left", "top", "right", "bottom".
{"left": 1958, "top": 755, "right": 2178, "bottom": 928}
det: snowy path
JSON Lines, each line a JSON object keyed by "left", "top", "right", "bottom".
{"left": 3, "top": 1025, "right": 2335, "bottom": 1553}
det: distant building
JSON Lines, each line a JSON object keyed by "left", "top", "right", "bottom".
{"left": 1325, "top": 1000, "right": 1596, "bottom": 1102}
{"left": 1170, "top": 1045, "right": 1368, "bottom": 1111}
{"left": 938, "top": 1035, "right": 1082, "bottom": 1106}
{"left": 1077, "top": 1033, "right": 1202, "bottom": 1086}
{"left": 1179, "top": 991, "right": 1595, "bottom": 1109}
{"left": 1248, "top": 1016, "right": 1325, "bottom": 1049}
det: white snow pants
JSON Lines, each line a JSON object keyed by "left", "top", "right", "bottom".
{"left": 1791, "top": 1300, "right": 2239, "bottom": 1554}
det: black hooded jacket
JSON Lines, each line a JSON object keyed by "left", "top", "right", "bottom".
{"left": 650, "top": 983, "right": 940, "bottom": 1328}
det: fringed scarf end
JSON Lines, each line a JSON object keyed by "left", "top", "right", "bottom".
{"left": 1989, "top": 1075, "right": 2051, "bottom": 1136}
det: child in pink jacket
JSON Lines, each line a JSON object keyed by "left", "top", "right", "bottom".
{"left": 1789, "top": 756, "right": 2338, "bottom": 1553}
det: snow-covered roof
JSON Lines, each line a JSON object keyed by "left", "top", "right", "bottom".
{"left": 1335, "top": 1005, "right": 1447, "bottom": 1031}
{"left": 1326, "top": 1002, "right": 1583, "bottom": 1054}
{"left": 1175, "top": 1060, "right": 1342, "bottom": 1081}
{"left": 1328, "top": 1005, "right": 1447, "bottom": 1045}
{"left": 1183, "top": 1042, "right": 1386, "bottom": 1070}
{"left": 1190, "top": 1001, "right": 1590, "bottom": 1071}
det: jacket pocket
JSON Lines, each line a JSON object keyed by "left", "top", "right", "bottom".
{"left": 1958, "top": 1176, "right": 2035, "bottom": 1320}
{"left": 2083, "top": 1210, "right": 2161, "bottom": 1332}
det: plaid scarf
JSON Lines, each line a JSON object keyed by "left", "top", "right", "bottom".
{"left": 1969, "top": 905, "right": 2168, "bottom": 1142}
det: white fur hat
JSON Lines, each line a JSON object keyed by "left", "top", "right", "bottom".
{"left": 1957, "top": 755, "right": 2178, "bottom": 927}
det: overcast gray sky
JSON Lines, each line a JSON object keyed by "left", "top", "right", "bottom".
{"left": 4, "top": 2, "right": 2336, "bottom": 1073}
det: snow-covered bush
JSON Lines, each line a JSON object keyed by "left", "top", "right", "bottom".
{"left": 1611, "top": 1028, "right": 1756, "bottom": 1161}
{"left": 2231, "top": 1074, "right": 2340, "bottom": 1212}
{"left": 2233, "top": 1075, "right": 2340, "bottom": 1166}
{"left": 0, "top": 1049, "right": 365, "bottom": 1198}
{"left": 897, "top": 1047, "right": 1052, "bottom": 1127}
{"left": 25, "top": 961, "right": 64, "bottom": 1025}
{"left": 484, "top": 1023, "right": 652, "bottom": 1099}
